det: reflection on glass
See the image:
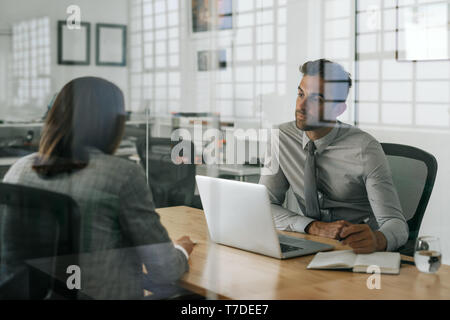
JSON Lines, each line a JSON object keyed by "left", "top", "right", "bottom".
{"left": 8, "top": 17, "right": 51, "bottom": 122}
{"left": 192, "top": 0, "right": 233, "bottom": 32}
{"left": 398, "top": 2, "right": 449, "bottom": 61}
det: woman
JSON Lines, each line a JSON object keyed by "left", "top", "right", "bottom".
{"left": 2, "top": 77, "right": 194, "bottom": 299}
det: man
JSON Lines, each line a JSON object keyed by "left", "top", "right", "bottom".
{"left": 259, "top": 59, "right": 408, "bottom": 253}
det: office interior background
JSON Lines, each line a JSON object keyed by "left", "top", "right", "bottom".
{"left": 0, "top": 0, "right": 449, "bottom": 264}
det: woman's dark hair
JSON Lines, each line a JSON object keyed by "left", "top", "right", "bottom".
{"left": 33, "top": 77, "right": 126, "bottom": 177}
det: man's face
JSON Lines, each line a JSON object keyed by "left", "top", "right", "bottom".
{"left": 295, "top": 75, "right": 326, "bottom": 131}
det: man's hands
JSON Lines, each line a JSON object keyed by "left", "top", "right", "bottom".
{"left": 306, "top": 220, "right": 387, "bottom": 254}
{"left": 175, "top": 235, "right": 196, "bottom": 255}
{"left": 306, "top": 220, "right": 352, "bottom": 239}
{"left": 340, "top": 225, "right": 387, "bottom": 254}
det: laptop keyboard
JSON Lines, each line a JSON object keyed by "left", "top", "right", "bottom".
{"left": 280, "top": 243, "right": 303, "bottom": 253}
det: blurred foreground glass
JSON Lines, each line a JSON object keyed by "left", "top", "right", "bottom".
{"left": 414, "top": 236, "right": 441, "bottom": 274}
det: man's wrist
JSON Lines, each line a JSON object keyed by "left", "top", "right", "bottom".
{"left": 374, "top": 231, "right": 387, "bottom": 251}
{"left": 174, "top": 244, "right": 189, "bottom": 260}
{"left": 305, "top": 221, "right": 316, "bottom": 234}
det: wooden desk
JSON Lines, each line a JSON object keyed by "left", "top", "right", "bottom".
{"left": 157, "top": 206, "right": 450, "bottom": 300}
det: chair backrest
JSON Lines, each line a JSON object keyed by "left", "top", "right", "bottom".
{"left": 136, "top": 137, "right": 196, "bottom": 208}
{"left": 0, "top": 183, "right": 81, "bottom": 299}
{"left": 381, "top": 143, "right": 438, "bottom": 242}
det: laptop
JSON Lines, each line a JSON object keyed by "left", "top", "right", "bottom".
{"left": 195, "top": 175, "right": 334, "bottom": 259}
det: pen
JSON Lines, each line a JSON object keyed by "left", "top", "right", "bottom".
{"left": 360, "top": 217, "right": 370, "bottom": 224}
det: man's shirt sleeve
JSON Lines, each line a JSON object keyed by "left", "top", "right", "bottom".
{"left": 259, "top": 131, "right": 316, "bottom": 233}
{"left": 362, "top": 140, "right": 409, "bottom": 251}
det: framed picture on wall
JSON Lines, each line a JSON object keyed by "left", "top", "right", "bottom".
{"left": 396, "top": 0, "right": 450, "bottom": 61}
{"left": 192, "top": 0, "right": 233, "bottom": 33}
{"left": 197, "top": 49, "right": 227, "bottom": 71}
{"left": 57, "top": 21, "right": 90, "bottom": 65}
{"left": 96, "top": 23, "right": 127, "bottom": 66}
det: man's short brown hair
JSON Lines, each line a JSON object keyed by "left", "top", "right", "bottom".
{"left": 300, "top": 59, "right": 352, "bottom": 103}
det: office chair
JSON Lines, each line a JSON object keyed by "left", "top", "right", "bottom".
{"left": 136, "top": 137, "right": 197, "bottom": 208}
{"left": 381, "top": 143, "right": 438, "bottom": 256}
{"left": 0, "top": 183, "right": 81, "bottom": 299}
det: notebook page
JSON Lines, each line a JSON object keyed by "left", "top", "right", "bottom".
{"left": 307, "top": 250, "right": 357, "bottom": 269}
{"left": 353, "top": 252, "right": 400, "bottom": 274}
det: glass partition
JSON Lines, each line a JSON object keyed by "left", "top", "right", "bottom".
{"left": 0, "top": 0, "right": 449, "bottom": 301}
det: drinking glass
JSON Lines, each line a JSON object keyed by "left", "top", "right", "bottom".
{"left": 414, "top": 236, "right": 442, "bottom": 274}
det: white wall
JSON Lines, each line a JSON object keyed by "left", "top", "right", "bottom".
{"left": 0, "top": 0, "right": 129, "bottom": 111}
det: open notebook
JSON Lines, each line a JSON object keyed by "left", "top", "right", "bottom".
{"left": 307, "top": 250, "right": 401, "bottom": 275}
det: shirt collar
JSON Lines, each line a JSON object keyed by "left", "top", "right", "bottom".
{"left": 302, "top": 122, "right": 341, "bottom": 154}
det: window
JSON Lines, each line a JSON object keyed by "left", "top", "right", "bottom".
{"left": 11, "top": 17, "right": 51, "bottom": 108}
{"left": 129, "top": 0, "right": 181, "bottom": 114}
{"left": 129, "top": 0, "right": 287, "bottom": 120}
{"left": 322, "top": 0, "right": 354, "bottom": 124}
{"left": 355, "top": 0, "right": 450, "bottom": 129}
{"left": 214, "top": 0, "right": 287, "bottom": 119}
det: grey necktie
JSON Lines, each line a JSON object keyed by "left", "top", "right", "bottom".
{"left": 304, "top": 140, "right": 321, "bottom": 219}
